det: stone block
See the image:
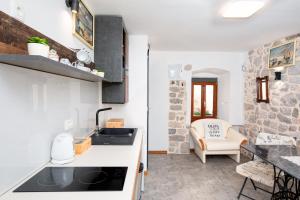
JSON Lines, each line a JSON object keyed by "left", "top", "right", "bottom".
{"left": 288, "top": 64, "right": 300, "bottom": 75}
{"left": 179, "top": 81, "right": 185, "bottom": 87}
{"left": 280, "top": 94, "right": 297, "bottom": 107}
{"left": 277, "top": 113, "right": 292, "bottom": 124}
{"left": 260, "top": 69, "right": 269, "bottom": 77}
{"left": 170, "top": 105, "right": 182, "bottom": 111}
{"left": 169, "top": 141, "right": 177, "bottom": 147}
{"left": 269, "top": 120, "right": 278, "bottom": 129}
{"left": 280, "top": 107, "right": 292, "bottom": 115}
{"left": 168, "top": 147, "right": 175, "bottom": 154}
{"left": 278, "top": 124, "right": 288, "bottom": 132}
{"left": 168, "top": 121, "right": 177, "bottom": 128}
{"left": 271, "top": 99, "right": 280, "bottom": 106}
{"left": 180, "top": 142, "right": 190, "bottom": 154}
{"left": 260, "top": 103, "right": 269, "bottom": 111}
{"left": 178, "top": 93, "right": 184, "bottom": 98}
{"left": 263, "top": 127, "right": 276, "bottom": 135}
{"left": 268, "top": 112, "right": 276, "bottom": 119}
{"left": 292, "top": 108, "right": 299, "bottom": 118}
{"left": 169, "top": 135, "right": 185, "bottom": 142}
{"left": 169, "top": 112, "right": 176, "bottom": 120}
{"left": 176, "top": 129, "right": 188, "bottom": 135}
{"left": 259, "top": 111, "right": 268, "bottom": 118}
{"left": 272, "top": 92, "right": 280, "bottom": 97}
{"left": 254, "top": 57, "right": 262, "bottom": 66}
{"left": 263, "top": 120, "right": 270, "bottom": 126}
{"left": 169, "top": 93, "right": 176, "bottom": 98}
{"left": 289, "top": 76, "right": 300, "bottom": 84}
{"left": 248, "top": 114, "right": 256, "bottom": 123}
{"left": 169, "top": 87, "right": 179, "bottom": 92}
{"left": 245, "top": 103, "right": 254, "bottom": 110}
{"left": 270, "top": 107, "right": 279, "bottom": 112}
{"left": 169, "top": 129, "right": 176, "bottom": 135}
{"left": 176, "top": 116, "right": 185, "bottom": 122}
{"left": 289, "top": 126, "right": 297, "bottom": 132}
{"left": 170, "top": 98, "right": 183, "bottom": 104}
{"left": 279, "top": 84, "right": 289, "bottom": 92}
{"left": 168, "top": 121, "right": 184, "bottom": 129}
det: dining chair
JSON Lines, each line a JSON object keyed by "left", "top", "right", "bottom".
{"left": 236, "top": 132, "right": 296, "bottom": 199}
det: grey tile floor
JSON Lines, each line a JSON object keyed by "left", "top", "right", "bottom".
{"left": 143, "top": 153, "right": 270, "bottom": 200}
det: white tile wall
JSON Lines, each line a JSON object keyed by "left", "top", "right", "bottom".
{"left": 0, "top": 63, "right": 100, "bottom": 195}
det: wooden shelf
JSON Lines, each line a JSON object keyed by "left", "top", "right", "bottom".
{"left": 0, "top": 54, "right": 107, "bottom": 82}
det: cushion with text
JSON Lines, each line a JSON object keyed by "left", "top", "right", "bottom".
{"left": 204, "top": 122, "right": 224, "bottom": 139}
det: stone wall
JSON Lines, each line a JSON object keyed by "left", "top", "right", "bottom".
{"left": 243, "top": 33, "right": 300, "bottom": 143}
{"left": 168, "top": 80, "right": 190, "bottom": 154}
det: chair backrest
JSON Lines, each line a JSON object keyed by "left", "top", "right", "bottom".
{"left": 256, "top": 132, "right": 296, "bottom": 146}
{"left": 191, "top": 119, "right": 232, "bottom": 138}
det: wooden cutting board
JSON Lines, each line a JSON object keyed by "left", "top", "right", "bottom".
{"left": 105, "top": 118, "right": 124, "bottom": 128}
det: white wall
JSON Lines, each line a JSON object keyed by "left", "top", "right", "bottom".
{"left": 0, "top": 0, "right": 94, "bottom": 58}
{"left": 218, "top": 72, "right": 230, "bottom": 121}
{"left": 149, "top": 51, "right": 246, "bottom": 151}
{"left": 104, "top": 35, "right": 149, "bottom": 169}
{"left": 0, "top": 64, "right": 99, "bottom": 195}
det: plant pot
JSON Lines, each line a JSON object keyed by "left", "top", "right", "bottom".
{"left": 27, "top": 43, "right": 50, "bottom": 57}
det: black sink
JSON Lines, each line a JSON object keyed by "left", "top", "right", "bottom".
{"left": 91, "top": 128, "right": 137, "bottom": 145}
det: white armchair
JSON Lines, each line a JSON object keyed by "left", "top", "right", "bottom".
{"left": 190, "top": 119, "right": 247, "bottom": 163}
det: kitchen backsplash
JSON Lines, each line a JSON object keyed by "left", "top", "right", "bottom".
{"left": 0, "top": 63, "right": 102, "bottom": 195}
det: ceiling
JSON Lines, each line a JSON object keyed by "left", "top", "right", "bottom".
{"left": 86, "top": 0, "right": 300, "bottom": 51}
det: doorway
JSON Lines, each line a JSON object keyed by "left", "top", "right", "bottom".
{"left": 191, "top": 78, "right": 218, "bottom": 122}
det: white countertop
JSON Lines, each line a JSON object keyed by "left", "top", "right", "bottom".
{"left": 0, "top": 130, "right": 143, "bottom": 200}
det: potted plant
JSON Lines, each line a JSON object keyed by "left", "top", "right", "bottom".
{"left": 27, "top": 36, "right": 50, "bottom": 57}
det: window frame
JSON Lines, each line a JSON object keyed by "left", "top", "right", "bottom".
{"left": 256, "top": 76, "right": 270, "bottom": 103}
{"left": 191, "top": 81, "right": 218, "bottom": 122}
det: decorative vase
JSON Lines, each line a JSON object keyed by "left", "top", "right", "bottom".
{"left": 27, "top": 43, "right": 50, "bottom": 57}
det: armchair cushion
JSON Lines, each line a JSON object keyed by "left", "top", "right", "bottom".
{"left": 191, "top": 119, "right": 232, "bottom": 139}
{"left": 204, "top": 121, "right": 224, "bottom": 139}
{"left": 205, "top": 139, "right": 240, "bottom": 151}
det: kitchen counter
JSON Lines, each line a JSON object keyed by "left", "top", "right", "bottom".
{"left": 0, "top": 130, "right": 143, "bottom": 200}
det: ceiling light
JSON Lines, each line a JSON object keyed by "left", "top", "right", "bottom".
{"left": 221, "top": 0, "right": 265, "bottom": 18}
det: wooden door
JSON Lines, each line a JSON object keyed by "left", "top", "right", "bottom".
{"left": 191, "top": 81, "right": 218, "bottom": 122}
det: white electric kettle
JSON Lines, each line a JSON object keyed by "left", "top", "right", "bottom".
{"left": 51, "top": 133, "right": 75, "bottom": 164}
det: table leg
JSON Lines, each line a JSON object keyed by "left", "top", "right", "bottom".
{"left": 296, "top": 180, "right": 300, "bottom": 199}
{"left": 272, "top": 166, "right": 298, "bottom": 200}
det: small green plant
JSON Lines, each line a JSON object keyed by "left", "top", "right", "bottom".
{"left": 27, "top": 36, "right": 49, "bottom": 46}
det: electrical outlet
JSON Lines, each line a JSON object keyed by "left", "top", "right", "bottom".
{"left": 64, "top": 119, "right": 74, "bottom": 131}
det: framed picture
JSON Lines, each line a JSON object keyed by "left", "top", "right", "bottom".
{"left": 73, "top": 0, "right": 94, "bottom": 49}
{"left": 268, "top": 40, "right": 296, "bottom": 69}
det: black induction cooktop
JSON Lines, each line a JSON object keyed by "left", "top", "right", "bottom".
{"left": 14, "top": 167, "right": 128, "bottom": 192}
